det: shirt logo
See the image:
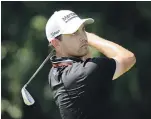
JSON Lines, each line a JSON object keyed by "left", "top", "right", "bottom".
{"left": 51, "top": 30, "right": 60, "bottom": 37}
{"left": 62, "top": 12, "right": 78, "bottom": 23}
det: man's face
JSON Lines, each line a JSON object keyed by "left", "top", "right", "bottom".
{"left": 59, "top": 24, "right": 89, "bottom": 57}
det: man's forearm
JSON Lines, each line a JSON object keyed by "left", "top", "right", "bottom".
{"left": 86, "top": 32, "right": 136, "bottom": 79}
{"left": 86, "top": 32, "right": 134, "bottom": 58}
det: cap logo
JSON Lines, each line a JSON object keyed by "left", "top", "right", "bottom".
{"left": 62, "top": 12, "right": 78, "bottom": 23}
{"left": 51, "top": 30, "right": 60, "bottom": 37}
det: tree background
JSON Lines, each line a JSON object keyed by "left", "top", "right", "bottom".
{"left": 1, "top": 1, "right": 151, "bottom": 119}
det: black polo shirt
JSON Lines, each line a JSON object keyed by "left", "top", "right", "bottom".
{"left": 48, "top": 56, "right": 116, "bottom": 119}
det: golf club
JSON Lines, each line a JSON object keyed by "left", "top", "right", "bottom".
{"left": 21, "top": 50, "right": 54, "bottom": 106}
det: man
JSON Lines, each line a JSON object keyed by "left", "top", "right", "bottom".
{"left": 45, "top": 10, "right": 136, "bottom": 119}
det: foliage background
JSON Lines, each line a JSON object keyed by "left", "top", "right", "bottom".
{"left": 1, "top": 1, "right": 151, "bottom": 119}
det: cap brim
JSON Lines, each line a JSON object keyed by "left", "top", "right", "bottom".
{"left": 83, "top": 18, "right": 94, "bottom": 25}
{"left": 62, "top": 18, "right": 94, "bottom": 34}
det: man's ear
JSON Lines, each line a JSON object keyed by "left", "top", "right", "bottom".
{"left": 51, "top": 39, "right": 60, "bottom": 48}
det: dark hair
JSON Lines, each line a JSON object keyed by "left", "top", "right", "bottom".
{"left": 48, "top": 35, "right": 62, "bottom": 47}
{"left": 55, "top": 35, "right": 62, "bottom": 41}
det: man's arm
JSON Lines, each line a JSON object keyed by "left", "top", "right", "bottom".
{"left": 86, "top": 32, "right": 136, "bottom": 80}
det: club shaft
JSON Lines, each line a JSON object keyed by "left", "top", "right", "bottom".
{"left": 24, "top": 50, "right": 54, "bottom": 87}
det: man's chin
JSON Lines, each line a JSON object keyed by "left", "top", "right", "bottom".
{"left": 75, "top": 49, "right": 89, "bottom": 58}
{"left": 80, "top": 51, "right": 91, "bottom": 59}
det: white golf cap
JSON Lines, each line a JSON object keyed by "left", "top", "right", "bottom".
{"left": 45, "top": 10, "right": 94, "bottom": 42}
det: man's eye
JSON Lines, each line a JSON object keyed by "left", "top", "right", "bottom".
{"left": 73, "top": 30, "right": 79, "bottom": 35}
{"left": 82, "top": 27, "right": 85, "bottom": 31}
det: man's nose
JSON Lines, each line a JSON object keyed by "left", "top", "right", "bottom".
{"left": 79, "top": 32, "right": 87, "bottom": 40}
{"left": 79, "top": 37, "right": 87, "bottom": 44}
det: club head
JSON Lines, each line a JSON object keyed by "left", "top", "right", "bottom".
{"left": 21, "top": 87, "right": 35, "bottom": 106}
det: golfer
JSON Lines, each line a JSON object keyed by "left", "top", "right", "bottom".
{"left": 45, "top": 10, "right": 136, "bottom": 119}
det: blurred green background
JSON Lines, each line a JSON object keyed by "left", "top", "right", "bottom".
{"left": 1, "top": 1, "right": 151, "bottom": 119}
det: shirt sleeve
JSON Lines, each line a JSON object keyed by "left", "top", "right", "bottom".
{"left": 89, "top": 57, "right": 116, "bottom": 80}
{"left": 83, "top": 57, "right": 116, "bottom": 93}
